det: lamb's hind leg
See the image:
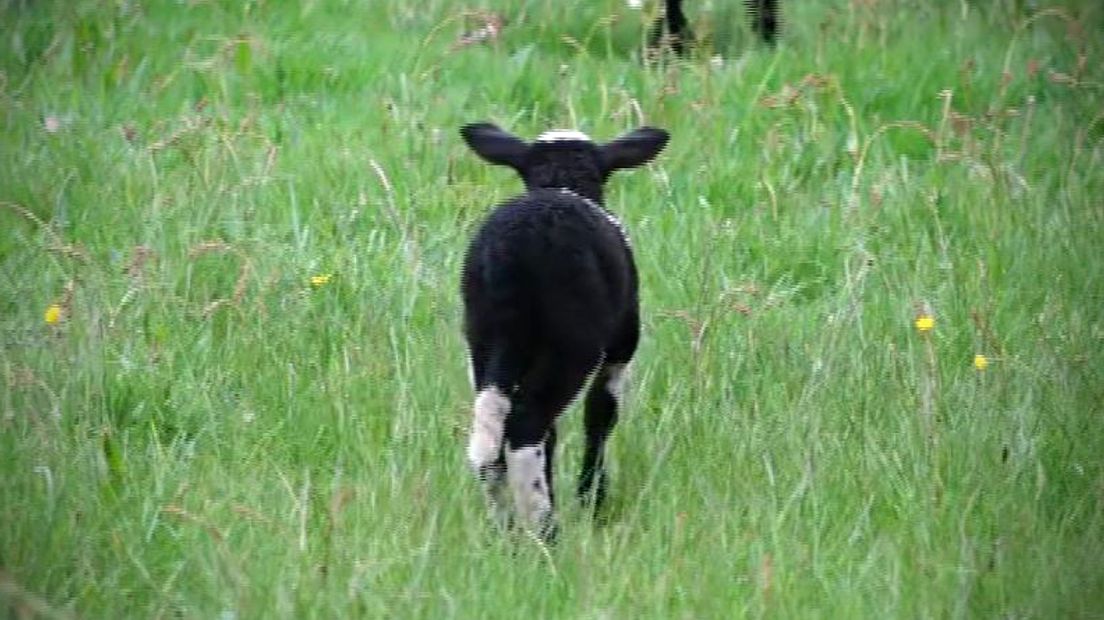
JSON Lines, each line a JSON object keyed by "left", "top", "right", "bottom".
{"left": 466, "top": 341, "right": 525, "bottom": 529}
{"left": 578, "top": 310, "right": 639, "bottom": 514}
{"left": 505, "top": 352, "right": 600, "bottom": 541}
{"left": 468, "top": 386, "right": 511, "bottom": 528}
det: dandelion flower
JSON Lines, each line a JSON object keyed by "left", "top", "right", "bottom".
{"left": 44, "top": 303, "right": 62, "bottom": 325}
{"left": 973, "top": 354, "right": 988, "bottom": 371}
{"left": 914, "top": 314, "right": 934, "bottom": 333}
{"left": 310, "top": 274, "right": 333, "bottom": 288}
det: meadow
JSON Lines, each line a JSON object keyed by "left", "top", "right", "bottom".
{"left": 1, "top": 0, "right": 1102, "bottom": 617}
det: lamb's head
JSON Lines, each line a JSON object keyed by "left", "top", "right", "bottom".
{"left": 460, "top": 122, "right": 669, "bottom": 204}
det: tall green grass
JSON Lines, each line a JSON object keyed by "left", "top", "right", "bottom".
{"left": 2, "top": 0, "right": 1102, "bottom": 616}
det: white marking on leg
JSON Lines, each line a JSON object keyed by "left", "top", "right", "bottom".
{"left": 480, "top": 462, "right": 511, "bottom": 529}
{"left": 468, "top": 387, "right": 511, "bottom": 526}
{"left": 506, "top": 442, "right": 552, "bottom": 534}
{"left": 467, "top": 387, "right": 509, "bottom": 472}
{"left": 605, "top": 362, "right": 629, "bottom": 406}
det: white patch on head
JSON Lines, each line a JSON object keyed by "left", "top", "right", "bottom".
{"left": 467, "top": 387, "right": 509, "bottom": 472}
{"left": 506, "top": 442, "right": 552, "bottom": 533}
{"left": 605, "top": 362, "right": 630, "bottom": 405}
{"left": 536, "top": 129, "right": 592, "bottom": 143}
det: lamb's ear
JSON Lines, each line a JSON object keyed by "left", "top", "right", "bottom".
{"left": 460, "top": 122, "right": 529, "bottom": 170}
{"left": 599, "top": 127, "right": 669, "bottom": 174}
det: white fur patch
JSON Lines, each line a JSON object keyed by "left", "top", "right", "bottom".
{"left": 467, "top": 388, "right": 509, "bottom": 472}
{"left": 605, "top": 362, "right": 629, "bottom": 404}
{"left": 536, "top": 129, "right": 592, "bottom": 143}
{"left": 480, "top": 463, "right": 511, "bottom": 529}
{"left": 557, "top": 188, "right": 630, "bottom": 246}
{"left": 506, "top": 442, "right": 552, "bottom": 531}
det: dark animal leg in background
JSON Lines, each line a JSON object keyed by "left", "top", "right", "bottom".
{"left": 651, "top": 0, "right": 692, "bottom": 55}
{"left": 653, "top": 0, "right": 779, "bottom": 55}
{"left": 746, "top": 0, "right": 779, "bottom": 46}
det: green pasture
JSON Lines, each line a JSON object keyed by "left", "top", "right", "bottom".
{"left": 1, "top": 0, "right": 1102, "bottom": 617}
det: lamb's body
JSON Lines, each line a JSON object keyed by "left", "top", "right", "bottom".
{"left": 459, "top": 123, "right": 667, "bottom": 540}
{"left": 463, "top": 189, "right": 637, "bottom": 366}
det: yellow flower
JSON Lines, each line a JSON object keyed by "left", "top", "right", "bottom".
{"left": 973, "top": 354, "right": 988, "bottom": 371}
{"left": 309, "top": 274, "right": 333, "bottom": 288}
{"left": 44, "top": 303, "right": 62, "bottom": 325}
{"left": 914, "top": 314, "right": 934, "bottom": 333}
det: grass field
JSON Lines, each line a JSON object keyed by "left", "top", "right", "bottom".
{"left": 2, "top": 0, "right": 1103, "bottom": 617}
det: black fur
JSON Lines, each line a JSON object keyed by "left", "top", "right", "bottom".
{"left": 460, "top": 123, "right": 668, "bottom": 538}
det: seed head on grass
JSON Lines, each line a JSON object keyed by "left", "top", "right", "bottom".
{"left": 974, "top": 354, "right": 989, "bottom": 371}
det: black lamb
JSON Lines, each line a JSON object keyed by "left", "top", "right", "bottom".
{"left": 459, "top": 122, "right": 669, "bottom": 540}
